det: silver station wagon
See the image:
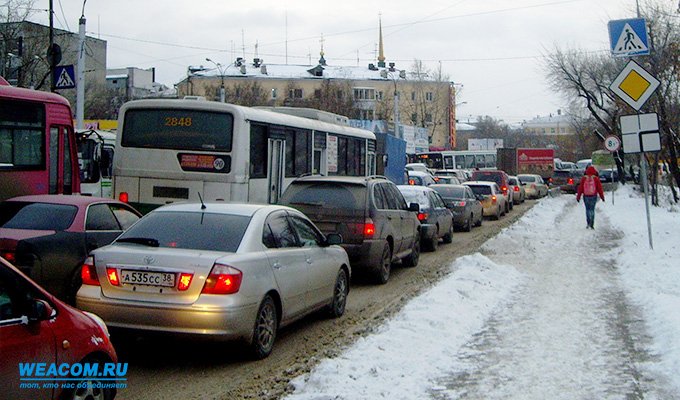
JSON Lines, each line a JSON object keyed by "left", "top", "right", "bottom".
{"left": 77, "top": 202, "right": 350, "bottom": 359}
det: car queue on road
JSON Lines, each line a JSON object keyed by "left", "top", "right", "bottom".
{"left": 0, "top": 163, "right": 548, "bottom": 399}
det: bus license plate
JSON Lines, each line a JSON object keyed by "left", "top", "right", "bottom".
{"left": 121, "top": 270, "right": 176, "bottom": 287}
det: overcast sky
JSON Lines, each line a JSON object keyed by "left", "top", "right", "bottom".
{"left": 32, "top": 0, "right": 642, "bottom": 123}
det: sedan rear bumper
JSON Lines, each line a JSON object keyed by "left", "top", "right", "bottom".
{"left": 76, "top": 286, "right": 258, "bottom": 341}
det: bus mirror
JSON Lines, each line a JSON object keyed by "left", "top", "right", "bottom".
{"left": 92, "top": 143, "right": 101, "bottom": 162}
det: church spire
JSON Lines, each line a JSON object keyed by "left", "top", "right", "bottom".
{"left": 377, "top": 14, "right": 386, "bottom": 68}
{"left": 319, "top": 33, "right": 327, "bottom": 66}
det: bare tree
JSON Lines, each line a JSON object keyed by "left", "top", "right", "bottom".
{"left": 544, "top": 0, "right": 680, "bottom": 203}
{"left": 306, "top": 79, "right": 356, "bottom": 118}
{"left": 223, "top": 80, "right": 268, "bottom": 107}
{"left": 403, "top": 60, "right": 450, "bottom": 146}
{"left": 1, "top": 0, "right": 38, "bottom": 84}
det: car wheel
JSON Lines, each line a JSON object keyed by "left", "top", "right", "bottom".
{"left": 464, "top": 215, "right": 472, "bottom": 232}
{"left": 426, "top": 227, "right": 439, "bottom": 252}
{"left": 250, "top": 295, "right": 278, "bottom": 359}
{"left": 66, "top": 267, "right": 82, "bottom": 306}
{"left": 494, "top": 206, "right": 501, "bottom": 220}
{"left": 327, "top": 269, "right": 349, "bottom": 318}
{"left": 374, "top": 243, "right": 392, "bottom": 284}
{"left": 402, "top": 233, "right": 420, "bottom": 268}
{"left": 509, "top": 199, "right": 514, "bottom": 210}
{"left": 62, "top": 356, "right": 116, "bottom": 400}
{"left": 475, "top": 213, "right": 483, "bottom": 227}
{"left": 443, "top": 223, "right": 454, "bottom": 243}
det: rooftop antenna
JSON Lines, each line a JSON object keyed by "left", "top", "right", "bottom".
{"left": 197, "top": 192, "right": 207, "bottom": 210}
{"left": 241, "top": 29, "right": 246, "bottom": 60}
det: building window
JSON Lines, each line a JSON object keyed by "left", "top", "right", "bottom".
{"left": 271, "top": 88, "right": 277, "bottom": 99}
{"left": 356, "top": 109, "right": 374, "bottom": 121}
{"left": 288, "top": 88, "right": 303, "bottom": 99}
{"left": 314, "top": 89, "right": 322, "bottom": 98}
{"left": 425, "top": 92, "right": 434, "bottom": 101}
{"left": 411, "top": 113, "right": 417, "bottom": 123}
{"left": 425, "top": 113, "right": 433, "bottom": 123}
{"left": 353, "top": 88, "right": 375, "bottom": 100}
{"left": 376, "top": 91, "right": 383, "bottom": 100}
{"left": 411, "top": 92, "right": 416, "bottom": 101}
{"left": 336, "top": 90, "right": 343, "bottom": 99}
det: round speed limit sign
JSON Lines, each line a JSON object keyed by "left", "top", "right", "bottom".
{"left": 604, "top": 135, "right": 621, "bottom": 152}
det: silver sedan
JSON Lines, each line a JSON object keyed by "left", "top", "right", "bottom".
{"left": 77, "top": 202, "right": 350, "bottom": 359}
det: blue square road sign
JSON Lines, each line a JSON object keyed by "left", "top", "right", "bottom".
{"left": 608, "top": 18, "right": 649, "bottom": 57}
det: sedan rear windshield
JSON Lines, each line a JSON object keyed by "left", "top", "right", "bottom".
{"left": 117, "top": 211, "right": 250, "bottom": 252}
{"left": 466, "top": 185, "right": 492, "bottom": 196}
{"left": 472, "top": 172, "right": 503, "bottom": 185}
{"left": 432, "top": 186, "right": 465, "bottom": 199}
{"left": 399, "top": 190, "right": 430, "bottom": 208}
{"left": 0, "top": 202, "right": 77, "bottom": 230}
{"left": 518, "top": 175, "right": 536, "bottom": 183}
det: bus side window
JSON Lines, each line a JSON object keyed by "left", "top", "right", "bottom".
{"left": 250, "top": 124, "right": 268, "bottom": 178}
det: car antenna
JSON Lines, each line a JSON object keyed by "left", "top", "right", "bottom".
{"left": 197, "top": 192, "right": 207, "bottom": 210}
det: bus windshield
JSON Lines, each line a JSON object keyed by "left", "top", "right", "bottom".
{"left": 122, "top": 109, "right": 234, "bottom": 152}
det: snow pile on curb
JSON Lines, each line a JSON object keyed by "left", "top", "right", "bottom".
{"left": 601, "top": 185, "right": 680, "bottom": 391}
{"left": 286, "top": 253, "right": 524, "bottom": 400}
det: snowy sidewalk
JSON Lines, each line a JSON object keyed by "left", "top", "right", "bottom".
{"left": 285, "top": 186, "right": 680, "bottom": 400}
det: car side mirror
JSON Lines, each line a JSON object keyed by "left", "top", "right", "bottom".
{"left": 324, "top": 233, "right": 343, "bottom": 246}
{"left": 408, "top": 202, "right": 420, "bottom": 212}
{"left": 27, "top": 299, "right": 54, "bottom": 323}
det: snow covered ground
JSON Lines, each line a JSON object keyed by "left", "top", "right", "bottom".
{"left": 284, "top": 185, "right": 680, "bottom": 400}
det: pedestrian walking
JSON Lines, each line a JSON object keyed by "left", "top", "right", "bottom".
{"left": 576, "top": 166, "right": 605, "bottom": 229}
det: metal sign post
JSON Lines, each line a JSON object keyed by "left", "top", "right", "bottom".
{"left": 604, "top": 135, "right": 621, "bottom": 205}
{"left": 640, "top": 156, "right": 653, "bottom": 249}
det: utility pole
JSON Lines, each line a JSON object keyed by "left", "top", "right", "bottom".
{"left": 49, "top": 0, "right": 55, "bottom": 92}
{"left": 76, "top": 0, "right": 87, "bottom": 130}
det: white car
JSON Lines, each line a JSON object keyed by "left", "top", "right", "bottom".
{"left": 77, "top": 202, "right": 350, "bottom": 359}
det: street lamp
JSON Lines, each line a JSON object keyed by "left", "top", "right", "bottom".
{"left": 205, "top": 58, "right": 226, "bottom": 103}
{"left": 76, "top": 0, "right": 88, "bottom": 130}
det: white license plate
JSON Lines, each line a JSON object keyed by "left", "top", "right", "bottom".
{"left": 120, "top": 270, "right": 176, "bottom": 287}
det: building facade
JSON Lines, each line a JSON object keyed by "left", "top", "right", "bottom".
{"left": 1, "top": 21, "right": 106, "bottom": 92}
{"left": 177, "top": 55, "right": 457, "bottom": 151}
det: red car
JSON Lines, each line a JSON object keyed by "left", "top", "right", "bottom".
{"left": 0, "top": 256, "right": 118, "bottom": 400}
{"left": 0, "top": 195, "right": 141, "bottom": 304}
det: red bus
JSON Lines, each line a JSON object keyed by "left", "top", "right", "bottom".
{"left": 0, "top": 77, "right": 80, "bottom": 200}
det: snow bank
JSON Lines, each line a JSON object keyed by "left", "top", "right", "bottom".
{"left": 286, "top": 253, "right": 524, "bottom": 400}
{"left": 600, "top": 185, "right": 680, "bottom": 390}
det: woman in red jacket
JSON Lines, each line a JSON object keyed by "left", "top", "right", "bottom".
{"left": 576, "top": 166, "right": 605, "bottom": 229}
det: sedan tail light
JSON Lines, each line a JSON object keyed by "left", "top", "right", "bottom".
{"left": 531, "top": 184, "right": 537, "bottom": 189}
{"left": 177, "top": 273, "right": 193, "bottom": 291}
{"left": 491, "top": 195, "right": 497, "bottom": 204}
{"left": 501, "top": 186, "right": 508, "bottom": 194}
{"left": 119, "top": 192, "right": 129, "bottom": 203}
{"left": 454, "top": 201, "right": 466, "bottom": 207}
{"left": 106, "top": 268, "right": 120, "bottom": 286}
{"left": 417, "top": 212, "right": 428, "bottom": 221}
{"left": 1, "top": 251, "right": 15, "bottom": 264}
{"left": 81, "top": 256, "right": 100, "bottom": 286}
{"left": 513, "top": 186, "right": 519, "bottom": 192}
{"left": 201, "top": 264, "right": 242, "bottom": 295}
{"left": 567, "top": 178, "right": 574, "bottom": 185}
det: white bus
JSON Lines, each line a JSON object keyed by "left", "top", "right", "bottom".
{"left": 77, "top": 129, "right": 116, "bottom": 197}
{"left": 113, "top": 99, "right": 377, "bottom": 212}
{"left": 413, "top": 150, "right": 497, "bottom": 170}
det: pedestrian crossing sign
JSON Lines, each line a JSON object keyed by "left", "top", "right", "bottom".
{"left": 608, "top": 18, "right": 649, "bottom": 57}
{"left": 54, "top": 65, "right": 76, "bottom": 89}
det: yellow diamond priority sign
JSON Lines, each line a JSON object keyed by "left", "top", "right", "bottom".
{"left": 610, "top": 60, "right": 660, "bottom": 111}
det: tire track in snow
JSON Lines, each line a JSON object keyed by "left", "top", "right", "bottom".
{"left": 432, "top": 196, "right": 665, "bottom": 399}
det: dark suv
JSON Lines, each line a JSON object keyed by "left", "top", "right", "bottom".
{"left": 279, "top": 176, "right": 421, "bottom": 284}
